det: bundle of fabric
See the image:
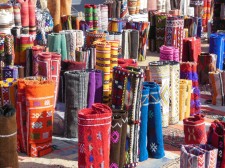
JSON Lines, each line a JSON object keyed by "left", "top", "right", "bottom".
{"left": 25, "top": 45, "right": 45, "bottom": 76}
{"left": 13, "top": 3, "right": 21, "bottom": 27}
{"left": 160, "top": 45, "right": 179, "bottom": 62}
{"left": 86, "top": 30, "right": 108, "bottom": 48}
{"left": 147, "top": 61, "right": 170, "bottom": 127}
{"left": 16, "top": 78, "right": 55, "bottom": 156}
{"left": 180, "top": 62, "right": 201, "bottom": 115}
{"left": 179, "top": 79, "right": 192, "bottom": 120}
{"left": 1, "top": 66, "right": 18, "bottom": 80}
{"left": 197, "top": 53, "right": 217, "bottom": 85}
{"left": 128, "top": 0, "right": 138, "bottom": 15}
{"left": 84, "top": 4, "right": 94, "bottom": 30}
{"left": 209, "top": 70, "right": 225, "bottom": 106}
{"left": 106, "top": 32, "right": 122, "bottom": 56}
{"left": 118, "top": 58, "right": 137, "bottom": 68}
{"left": 0, "top": 104, "right": 18, "bottom": 168}
{"left": 0, "top": 78, "right": 17, "bottom": 107}
{"left": 61, "top": 15, "right": 72, "bottom": 30}
{"left": 122, "top": 29, "right": 139, "bottom": 59}
{"left": 209, "top": 33, "right": 225, "bottom": 70}
{"left": 111, "top": 66, "right": 144, "bottom": 167}
{"left": 155, "top": 13, "right": 171, "bottom": 52}
{"left": 3, "top": 34, "right": 14, "bottom": 66}
{"left": 180, "top": 144, "right": 218, "bottom": 168}
{"left": 17, "top": 0, "right": 36, "bottom": 34}
{"left": 184, "top": 17, "right": 202, "bottom": 37}
{"left": 148, "top": 10, "right": 158, "bottom": 52}
{"left": 110, "top": 110, "right": 128, "bottom": 168}
{"left": 57, "top": 60, "right": 86, "bottom": 103}
{"left": 36, "top": 52, "right": 61, "bottom": 107}
{"left": 0, "top": 3, "right": 14, "bottom": 34}
{"left": 64, "top": 70, "right": 89, "bottom": 138}
{"left": 100, "top": 4, "right": 109, "bottom": 31}
{"left": 139, "top": 82, "right": 165, "bottom": 162}
{"left": 78, "top": 103, "right": 112, "bottom": 168}
{"left": 182, "top": 37, "right": 201, "bottom": 62}
{"left": 165, "top": 16, "right": 184, "bottom": 60}
{"left": 207, "top": 120, "right": 225, "bottom": 167}
{"left": 126, "top": 21, "right": 150, "bottom": 61}
{"left": 47, "top": 0, "right": 72, "bottom": 32}
{"left": 108, "top": 19, "right": 124, "bottom": 33}
{"left": 183, "top": 114, "right": 207, "bottom": 144}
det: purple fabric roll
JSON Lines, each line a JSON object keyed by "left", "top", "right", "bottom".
{"left": 94, "top": 70, "right": 103, "bottom": 103}
{"left": 87, "top": 70, "right": 96, "bottom": 108}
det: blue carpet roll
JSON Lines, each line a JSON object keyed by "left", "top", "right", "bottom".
{"left": 139, "top": 84, "right": 150, "bottom": 161}
{"left": 209, "top": 33, "right": 225, "bottom": 70}
{"left": 145, "top": 82, "right": 165, "bottom": 159}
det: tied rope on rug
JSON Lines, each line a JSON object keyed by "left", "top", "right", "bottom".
{"left": 110, "top": 110, "right": 128, "bottom": 168}
{"left": 180, "top": 144, "right": 218, "bottom": 168}
{"left": 207, "top": 120, "right": 225, "bottom": 167}
{"left": 78, "top": 103, "right": 112, "bottom": 168}
{"left": 0, "top": 104, "right": 18, "bottom": 168}
{"left": 179, "top": 79, "right": 192, "bottom": 120}
{"left": 64, "top": 70, "right": 89, "bottom": 138}
{"left": 197, "top": 52, "right": 217, "bottom": 86}
{"left": 183, "top": 114, "right": 207, "bottom": 144}
{"left": 148, "top": 61, "right": 170, "bottom": 127}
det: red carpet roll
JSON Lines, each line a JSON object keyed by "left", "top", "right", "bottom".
{"left": 183, "top": 114, "right": 207, "bottom": 144}
{"left": 78, "top": 103, "right": 112, "bottom": 168}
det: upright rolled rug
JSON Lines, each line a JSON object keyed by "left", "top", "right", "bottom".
{"left": 19, "top": 34, "right": 34, "bottom": 65}
{"left": 0, "top": 105, "right": 18, "bottom": 168}
{"left": 78, "top": 103, "right": 112, "bottom": 168}
{"left": 128, "top": 0, "right": 137, "bottom": 15}
{"left": 160, "top": 45, "right": 179, "bottom": 62}
{"left": 148, "top": 61, "right": 170, "bottom": 127}
{"left": 64, "top": 70, "right": 89, "bottom": 138}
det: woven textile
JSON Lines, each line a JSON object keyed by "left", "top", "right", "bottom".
{"left": 197, "top": 53, "right": 217, "bottom": 85}
{"left": 182, "top": 37, "right": 201, "bottom": 62}
{"left": 179, "top": 79, "right": 192, "bottom": 120}
{"left": 61, "top": 15, "right": 72, "bottom": 30}
{"left": 86, "top": 30, "right": 107, "bottom": 48}
{"left": 1, "top": 66, "right": 18, "bottom": 80}
{"left": 31, "top": 45, "right": 45, "bottom": 76}
{"left": 13, "top": 3, "right": 21, "bottom": 27}
{"left": 180, "top": 62, "right": 201, "bottom": 115}
{"left": 207, "top": 120, "right": 225, "bottom": 167}
{"left": 180, "top": 144, "right": 218, "bottom": 168}
{"left": 19, "top": 34, "right": 34, "bottom": 65}
{"left": 0, "top": 78, "right": 17, "bottom": 108}
{"left": 0, "top": 105, "right": 18, "bottom": 168}
{"left": 95, "top": 42, "right": 111, "bottom": 104}
{"left": 110, "top": 110, "right": 128, "bottom": 168}
{"left": 118, "top": 58, "right": 137, "bottom": 68}
{"left": 148, "top": 61, "right": 170, "bottom": 127}
{"left": 78, "top": 103, "right": 112, "bottom": 168}
{"left": 64, "top": 70, "right": 89, "bottom": 138}
{"left": 183, "top": 114, "right": 207, "bottom": 144}
{"left": 84, "top": 4, "right": 93, "bottom": 30}
{"left": 160, "top": 45, "right": 179, "bottom": 62}
{"left": 128, "top": 0, "right": 137, "bottom": 15}
{"left": 209, "top": 71, "right": 225, "bottom": 106}
{"left": 100, "top": 5, "right": 108, "bottom": 31}
{"left": 47, "top": 0, "right": 72, "bottom": 32}
{"left": 4, "top": 34, "right": 14, "bottom": 66}
{"left": 165, "top": 16, "right": 184, "bottom": 60}
{"left": 209, "top": 33, "right": 225, "bottom": 70}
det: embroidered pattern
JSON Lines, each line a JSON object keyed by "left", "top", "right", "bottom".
{"left": 111, "top": 131, "right": 120, "bottom": 143}
{"left": 150, "top": 143, "right": 157, "bottom": 153}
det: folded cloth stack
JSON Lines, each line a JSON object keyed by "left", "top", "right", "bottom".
{"left": 0, "top": 104, "right": 18, "bottom": 168}
{"left": 0, "top": 3, "right": 14, "bottom": 34}
{"left": 197, "top": 53, "right": 217, "bottom": 85}
{"left": 165, "top": 16, "right": 184, "bottom": 60}
{"left": 179, "top": 79, "right": 192, "bottom": 120}
{"left": 180, "top": 62, "right": 201, "bottom": 115}
{"left": 78, "top": 103, "right": 112, "bottom": 168}
{"left": 126, "top": 21, "right": 150, "bottom": 61}
{"left": 110, "top": 110, "right": 128, "bottom": 168}
{"left": 160, "top": 45, "right": 179, "bottom": 62}
{"left": 139, "top": 82, "right": 165, "bottom": 162}
{"left": 180, "top": 144, "right": 218, "bottom": 168}
{"left": 183, "top": 114, "right": 207, "bottom": 144}
{"left": 16, "top": 78, "right": 55, "bottom": 157}
{"left": 209, "top": 33, "right": 225, "bottom": 70}
{"left": 111, "top": 66, "right": 144, "bottom": 167}
{"left": 207, "top": 120, "right": 225, "bottom": 167}
{"left": 209, "top": 70, "right": 225, "bottom": 106}
{"left": 0, "top": 78, "right": 17, "bottom": 107}
{"left": 182, "top": 37, "right": 201, "bottom": 62}
{"left": 36, "top": 52, "right": 61, "bottom": 107}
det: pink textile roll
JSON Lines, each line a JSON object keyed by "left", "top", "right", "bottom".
{"left": 18, "top": 0, "right": 29, "bottom": 27}
{"left": 32, "top": 46, "right": 45, "bottom": 76}
{"left": 28, "top": 0, "right": 36, "bottom": 34}
{"left": 37, "top": 52, "right": 52, "bottom": 79}
{"left": 160, "top": 45, "right": 179, "bottom": 61}
{"left": 13, "top": 4, "right": 21, "bottom": 27}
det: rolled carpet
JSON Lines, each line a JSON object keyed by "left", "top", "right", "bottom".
{"left": 19, "top": 34, "right": 34, "bottom": 65}
{"left": 4, "top": 35, "right": 14, "bottom": 66}
{"left": 160, "top": 45, "right": 179, "bottom": 62}
{"left": 13, "top": 3, "right": 21, "bottom": 27}
{"left": 78, "top": 103, "right": 112, "bottom": 168}
{"left": 64, "top": 70, "right": 89, "bottom": 138}
{"left": 1, "top": 66, "right": 18, "bottom": 80}
{"left": 31, "top": 45, "right": 45, "bottom": 76}
{"left": 28, "top": 0, "right": 36, "bottom": 34}
{"left": 0, "top": 104, "right": 18, "bottom": 168}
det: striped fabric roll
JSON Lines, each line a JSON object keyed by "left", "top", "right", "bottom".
{"left": 84, "top": 4, "right": 93, "bottom": 30}
{"left": 148, "top": 61, "right": 170, "bottom": 127}
{"left": 101, "top": 5, "right": 108, "bottom": 31}
{"left": 86, "top": 30, "right": 107, "bottom": 48}
{"left": 128, "top": 0, "right": 137, "bottom": 15}
{"left": 95, "top": 42, "right": 111, "bottom": 104}
{"left": 160, "top": 45, "right": 179, "bottom": 62}
{"left": 19, "top": 34, "right": 34, "bottom": 65}
{"left": 28, "top": 0, "right": 36, "bottom": 35}
{"left": 4, "top": 34, "right": 14, "bottom": 65}
{"left": 13, "top": 4, "right": 21, "bottom": 27}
